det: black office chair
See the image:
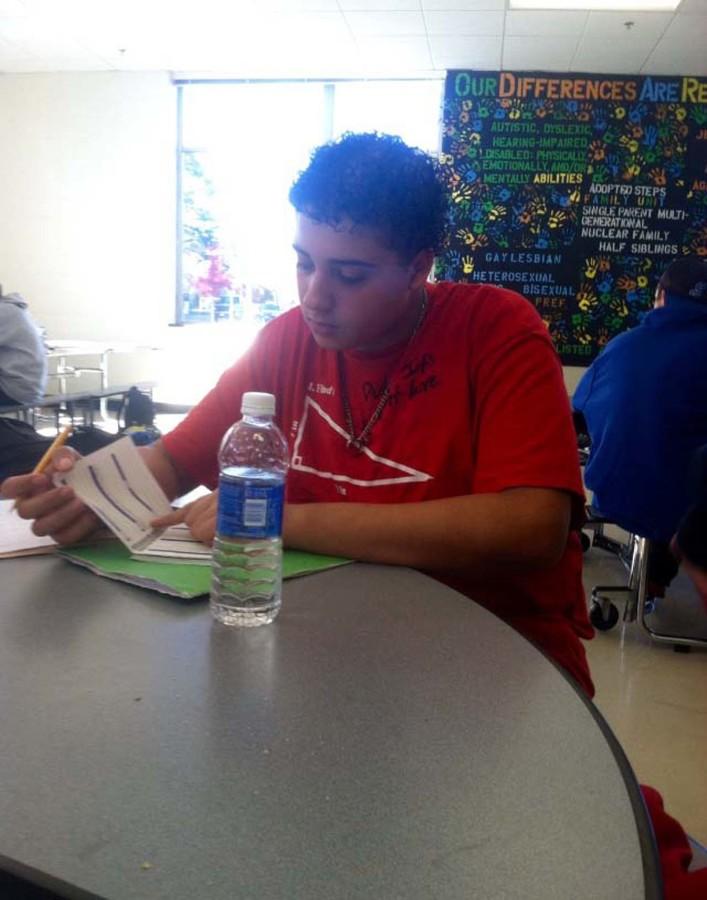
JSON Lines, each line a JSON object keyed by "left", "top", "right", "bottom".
{"left": 584, "top": 511, "right": 649, "bottom": 633}
{"left": 575, "top": 418, "right": 706, "bottom": 647}
{"left": 582, "top": 506, "right": 707, "bottom": 650}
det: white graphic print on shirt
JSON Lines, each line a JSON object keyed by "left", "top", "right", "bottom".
{"left": 291, "top": 396, "right": 432, "bottom": 488}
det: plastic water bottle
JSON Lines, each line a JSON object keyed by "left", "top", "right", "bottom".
{"left": 210, "top": 391, "right": 289, "bottom": 627}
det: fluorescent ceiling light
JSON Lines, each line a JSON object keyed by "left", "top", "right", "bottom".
{"left": 510, "top": 0, "right": 680, "bottom": 9}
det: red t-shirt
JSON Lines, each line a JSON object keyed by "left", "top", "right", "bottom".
{"left": 164, "top": 282, "right": 594, "bottom": 695}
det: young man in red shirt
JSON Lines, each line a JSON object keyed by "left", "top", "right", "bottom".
{"left": 6, "top": 132, "right": 593, "bottom": 693}
{"left": 4, "top": 133, "right": 703, "bottom": 895}
{"left": 160, "top": 152, "right": 592, "bottom": 699}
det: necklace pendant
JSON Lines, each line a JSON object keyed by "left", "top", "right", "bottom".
{"left": 347, "top": 436, "right": 367, "bottom": 453}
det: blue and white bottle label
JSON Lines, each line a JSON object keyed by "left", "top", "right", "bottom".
{"left": 217, "top": 478, "right": 284, "bottom": 540}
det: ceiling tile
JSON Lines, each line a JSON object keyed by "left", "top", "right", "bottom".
{"left": 0, "top": 24, "right": 93, "bottom": 59}
{"left": 0, "top": 46, "right": 30, "bottom": 65}
{"left": 505, "top": 10, "right": 588, "bottom": 36}
{"left": 343, "top": 10, "right": 426, "bottom": 36}
{"left": 570, "top": 37, "right": 656, "bottom": 73}
{"left": 355, "top": 35, "right": 434, "bottom": 69}
{"left": 248, "top": 0, "right": 341, "bottom": 8}
{"left": 3, "top": 56, "right": 112, "bottom": 71}
{"left": 80, "top": 11, "right": 352, "bottom": 59}
{"left": 2, "top": 0, "right": 703, "bottom": 77}
{"left": 0, "top": 14, "right": 74, "bottom": 43}
{"left": 166, "top": 0, "right": 259, "bottom": 17}
{"left": 423, "top": 0, "right": 504, "bottom": 9}
{"left": 675, "top": 0, "right": 707, "bottom": 11}
{"left": 657, "top": 11, "right": 707, "bottom": 38}
{"left": 215, "top": 28, "right": 358, "bottom": 63}
{"left": 583, "top": 11, "right": 674, "bottom": 39}
{"left": 20, "top": 0, "right": 102, "bottom": 14}
{"left": 261, "top": 11, "right": 352, "bottom": 40}
{"left": 22, "top": 0, "right": 171, "bottom": 21}
{"left": 340, "top": 1, "right": 419, "bottom": 9}
{"left": 503, "top": 36, "right": 576, "bottom": 69}
{"left": 644, "top": 30, "right": 707, "bottom": 74}
{"left": 428, "top": 34, "right": 502, "bottom": 68}
{"left": 424, "top": 11, "right": 504, "bottom": 34}
{"left": 181, "top": 35, "right": 361, "bottom": 78}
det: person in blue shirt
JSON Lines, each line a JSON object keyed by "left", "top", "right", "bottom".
{"left": 573, "top": 255, "right": 707, "bottom": 594}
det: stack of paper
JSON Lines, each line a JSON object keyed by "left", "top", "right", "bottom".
{"left": 0, "top": 499, "right": 56, "bottom": 558}
{"left": 132, "top": 524, "right": 211, "bottom": 564}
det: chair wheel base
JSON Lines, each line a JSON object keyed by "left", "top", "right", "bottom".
{"left": 590, "top": 598, "right": 620, "bottom": 631}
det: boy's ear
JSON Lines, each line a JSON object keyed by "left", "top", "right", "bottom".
{"left": 408, "top": 249, "right": 435, "bottom": 289}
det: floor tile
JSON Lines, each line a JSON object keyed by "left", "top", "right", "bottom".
{"left": 583, "top": 541, "right": 707, "bottom": 845}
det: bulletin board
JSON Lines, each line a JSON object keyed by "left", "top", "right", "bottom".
{"left": 436, "top": 71, "right": 707, "bottom": 365}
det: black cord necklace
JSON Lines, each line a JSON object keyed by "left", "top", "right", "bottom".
{"left": 337, "top": 290, "right": 429, "bottom": 453}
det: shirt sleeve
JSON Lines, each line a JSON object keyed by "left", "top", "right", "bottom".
{"left": 469, "top": 293, "right": 585, "bottom": 527}
{"left": 0, "top": 303, "right": 47, "bottom": 405}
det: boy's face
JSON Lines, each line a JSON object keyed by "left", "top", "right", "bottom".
{"left": 293, "top": 214, "right": 432, "bottom": 353}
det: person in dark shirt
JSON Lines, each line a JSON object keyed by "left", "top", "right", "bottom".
{"left": 573, "top": 255, "right": 707, "bottom": 594}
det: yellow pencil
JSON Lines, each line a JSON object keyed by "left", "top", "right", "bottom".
{"left": 32, "top": 425, "right": 73, "bottom": 475}
{"left": 11, "top": 424, "right": 73, "bottom": 512}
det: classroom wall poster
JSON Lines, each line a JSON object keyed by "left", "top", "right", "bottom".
{"left": 436, "top": 71, "right": 707, "bottom": 365}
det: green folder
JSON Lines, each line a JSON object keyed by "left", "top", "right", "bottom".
{"left": 58, "top": 541, "right": 351, "bottom": 600}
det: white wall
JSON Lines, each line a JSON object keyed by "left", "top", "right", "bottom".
{"left": 0, "top": 71, "right": 187, "bottom": 394}
{"left": 0, "top": 71, "right": 175, "bottom": 341}
{"left": 564, "top": 366, "right": 584, "bottom": 398}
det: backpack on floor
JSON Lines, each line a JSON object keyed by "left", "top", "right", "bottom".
{"left": 117, "top": 387, "right": 161, "bottom": 446}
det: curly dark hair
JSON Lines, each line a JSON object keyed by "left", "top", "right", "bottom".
{"left": 289, "top": 132, "right": 448, "bottom": 261}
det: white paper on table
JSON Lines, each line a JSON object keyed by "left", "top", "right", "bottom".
{"left": 0, "top": 499, "right": 56, "bottom": 556}
{"left": 132, "top": 524, "right": 211, "bottom": 564}
{"left": 54, "top": 436, "right": 173, "bottom": 552}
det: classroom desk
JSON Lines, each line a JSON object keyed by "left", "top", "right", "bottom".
{"left": 0, "top": 559, "right": 661, "bottom": 900}
{"left": 45, "top": 341, "right": 159, "bottom": 420}
{"left": 46, "top": 341, "right": 128, "bottom": 394}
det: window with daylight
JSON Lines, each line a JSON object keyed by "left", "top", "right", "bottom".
{"left": 177, "top": 80, "right": 443, "bottom": 328}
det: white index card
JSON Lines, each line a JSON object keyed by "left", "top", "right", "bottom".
{"left": 55, "top": 436, "right": 173, "bottom": 552}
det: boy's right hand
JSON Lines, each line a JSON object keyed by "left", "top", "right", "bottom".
{"left": 1, "top": 448, "right": 101, "bottom": 545}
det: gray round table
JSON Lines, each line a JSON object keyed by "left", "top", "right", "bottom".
{"left": 0, "top": 556, "right": 660, "bottom": 899}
